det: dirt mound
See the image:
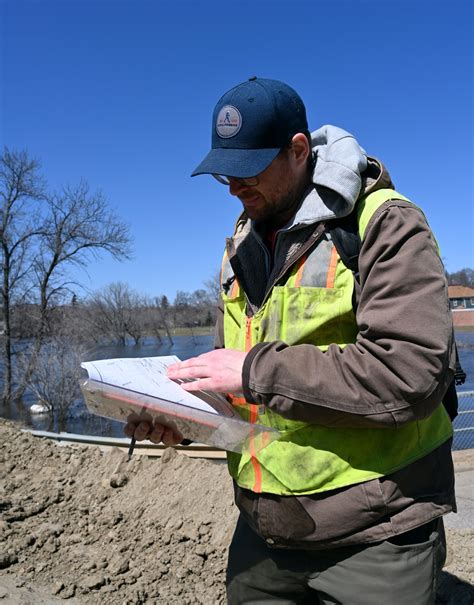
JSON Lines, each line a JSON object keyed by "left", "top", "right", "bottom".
{"left": 0, "top": 419, "right": 236, "bottom": 603}
{"left": 1, "top": 418, "right": 473, "bottom": 604}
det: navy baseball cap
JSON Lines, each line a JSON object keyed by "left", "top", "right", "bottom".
{"left": 192, "top": 77, "right": 308, "bottom": 178}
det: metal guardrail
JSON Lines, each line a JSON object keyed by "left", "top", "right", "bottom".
{"left": 22, "top": 429, "right": 227, "bottom": 460}
{"left": 453, "top": 391, "right": 474, "bottom": 451}
{"left": 23, "top": 391, "right": 474, "bottom": 455}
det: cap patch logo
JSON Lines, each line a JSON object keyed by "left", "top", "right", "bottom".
{"left": 216, "top": 105, "right": 242, "bottom": 138}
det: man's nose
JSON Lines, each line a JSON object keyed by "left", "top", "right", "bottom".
{"left": 228, "top": 178, "right": 247, "bottom": 196}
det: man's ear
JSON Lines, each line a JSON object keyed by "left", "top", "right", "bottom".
{"left": 291, "top": 133, "right": 311, "bottom": 167}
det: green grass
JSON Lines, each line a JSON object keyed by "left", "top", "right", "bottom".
{"left": 455, "top": 325, "right": 474, "bottom": 333}
{"left": 169, "top": 326, "right": 215, "bottom": 336}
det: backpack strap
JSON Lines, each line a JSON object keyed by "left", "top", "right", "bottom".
{"left": 325, "top": 212, "right": 361, "bottom": 277}
{"left": 443, "top": 344, "right": 467, "bottom": 422}
{"left": 325, "top": 189, "right": 410, "bottom": 279}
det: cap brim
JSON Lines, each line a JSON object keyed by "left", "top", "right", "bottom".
{"left": 191, "top": 147, "right": 281, "bottom": 178}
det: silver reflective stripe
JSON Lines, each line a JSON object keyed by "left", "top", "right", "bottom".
{"left": 221, "top": 255, "right": 235, "bottom": 290}
{"left": 298, "top": 237, "right": 335, "bottom": 287}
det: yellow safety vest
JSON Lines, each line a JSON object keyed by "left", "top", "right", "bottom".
{"left": 222, "top": 189, "right": 453, "bottom": 495}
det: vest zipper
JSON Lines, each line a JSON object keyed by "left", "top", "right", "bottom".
{"left": 245, "top": 314, "right": 264, "bottom": 492}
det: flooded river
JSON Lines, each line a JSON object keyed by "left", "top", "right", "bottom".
{"left": 1, "top": 332, "right": 473, "bottom": 449}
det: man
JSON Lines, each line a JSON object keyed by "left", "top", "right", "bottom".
{"left": 126, "top": 77, "right": 456, "bottom": 604}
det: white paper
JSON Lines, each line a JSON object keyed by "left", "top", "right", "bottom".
{"left": 81, "top": 356, "right": 218, "bottom": 414}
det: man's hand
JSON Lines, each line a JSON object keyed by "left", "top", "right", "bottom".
{"left": 166, "top": 349, "right": 246, "bottom": 393}
{"left": 124, "top": 420, "right": 182, "bottom": 446}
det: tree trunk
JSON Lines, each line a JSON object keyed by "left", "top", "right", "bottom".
{"left": 13, "top": 330, "right": 44, "bottom": 403}
{"left": 2, "top": 255, "right": 12, "bottom": 404}
{"left": 13, "top": 288, "right": 49, "bottom": 402}
{"left": 156, "top": 303, "right": 174, "bottom": 345}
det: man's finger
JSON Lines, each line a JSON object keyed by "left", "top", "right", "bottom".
{"left": 162, "top": 426, "right": 183, "bottom": 446}
{"left": 167, "top": 365, "right": 207, "bottom": 380}
{"left": 124, "top": 423, "right": 136, "bottom": 438}
{"left": 179, "top": 377, "right": 215, "bottom": 392}
{"left": 134, "top": 421, "right": 152, "bottom": 441}
{"left": 148, "top": 424, "right": 165, "bottom": 444}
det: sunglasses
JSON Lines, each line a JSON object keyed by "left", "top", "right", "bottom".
{"left": 212, "top": 174, "right": 260, "bottom": 187}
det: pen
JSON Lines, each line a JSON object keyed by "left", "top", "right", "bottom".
{"left": 127, "top": 436, "right": 136, "bottom": 461}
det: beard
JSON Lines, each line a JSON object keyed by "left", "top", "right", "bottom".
{"left": 245, "top": 176, "right": 310, "bottom": 229}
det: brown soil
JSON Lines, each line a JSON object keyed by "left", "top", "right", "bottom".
{"left": 0, "top": 419, "right": 473, "bottom": 604}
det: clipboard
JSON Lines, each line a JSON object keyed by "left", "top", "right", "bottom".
{"left": 80, "top": 377, "right": 280, "bottom": 454}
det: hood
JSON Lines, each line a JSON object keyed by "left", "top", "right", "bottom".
{"left": 233, "top": 125, "right": 394, "bottom": 239}
{"left": 287, "top": 125, "right": 392, "bottom": 228}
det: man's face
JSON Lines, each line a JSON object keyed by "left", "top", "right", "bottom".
{"left": 227, "top": 148, "right": 306, "bottom": 229}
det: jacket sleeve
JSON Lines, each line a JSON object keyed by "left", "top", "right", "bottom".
{"left": 242, "top": 200, "right": 456, "bottom": 428}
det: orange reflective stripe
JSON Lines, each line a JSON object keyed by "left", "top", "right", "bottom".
{"left": 229, "top": 395, "right": 247, "bottom": 406}
{"left": 244, "top": 321, "right": 255, "bottom": 418}
{"left": 228, "top": 391, "right": 262, "bottom": 491}
{"left": 245, "top": 317, "right": 253, "bottom": 352}
{"left": 294, "top": 254, "right": 307, "bottom": 287}
{"left": 253, "top": 429, "right": 271, "bottom": 490}
{"left": 261, "top": 431, "right": 271, "bottom": 449}
{"left": 249, "top": 404, "right": 258, "bottom": 423}
{"left": 250, "top": 432, "right": 262, "bottom": 493}
{"left": 244, "top": 315, "right": 263, "bottom": 491}
{"left": 326, "top": 246, "right": 338, "bottom": 288}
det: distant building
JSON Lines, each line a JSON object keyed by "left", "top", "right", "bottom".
{"left": 448, "top": 285, "right": 474, "bottom": 327}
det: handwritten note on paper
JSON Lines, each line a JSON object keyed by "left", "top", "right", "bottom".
{"left": 80, "top": 356, "right": 218, "bottom": 414}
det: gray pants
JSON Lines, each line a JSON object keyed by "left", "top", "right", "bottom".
{"left": 226, "top": 515, "right": 446, "bottom": 605}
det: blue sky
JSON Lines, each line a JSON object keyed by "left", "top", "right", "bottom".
{"left": 1, "top": 0, "right": 472, "bottom": 301}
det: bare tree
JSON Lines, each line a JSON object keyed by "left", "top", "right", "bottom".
{"left": 25, "top": 333, "right": 88, "bottom": 430}
{"left": 0, "top": 149, "right": 46, "bottom": 402}
{"left": 0, "top": 148, "right": 132, "bottom": 403}
{"left": 87, "top": 282, "right": 142, "bottom": 345}
{"left": 204, "top": 270, "right": 221, "bottom": 303}
{"left": 21, "top": 302, "right": 94, "bottom": 429}
{"left": 148, "top": 296, "right": 174, "bottom": 344}
{"left": 447, "top": 268, "right": 474, "bottom": 288}
{"left": 173, "top": 290, "right": 192, "bottom": 327}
